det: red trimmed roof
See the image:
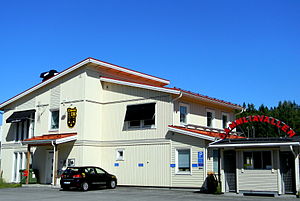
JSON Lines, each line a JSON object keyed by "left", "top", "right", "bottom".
{"left": 23, "top": 133, "right": 77, "bottom": 142}
{"left": 174, "top": 87, "right": 242, "bottom": 108}
{"left": 100, "top": 76, "right": 242, "bottom": 109}
{"left": 168, "top": 125, "right": 244, "bottom": 139}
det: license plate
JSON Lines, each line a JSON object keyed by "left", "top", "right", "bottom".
{"left": 64, "top": 182, "right": 71, "bottom": 184}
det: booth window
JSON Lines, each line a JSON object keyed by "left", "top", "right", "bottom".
{"left": 50, "top": 109, "right": 59, "bottom": 130}
{"left": 177, "top": 149, "right": 191, "bottom": 173}
{"left": 243, "top": 151, "right": 272, "bottom": 170}
{"left": 213, "top": 149, "right": 219, "bottom": 173}
{"left": 124, "top": 103, "right": 155, "bottom": 129}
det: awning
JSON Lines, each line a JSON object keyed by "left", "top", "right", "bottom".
{"left": 6, "top": 109, "right": 35, "bottom": 123}
{"left": 22, "top": 133, "right": 77, "bottom": 145}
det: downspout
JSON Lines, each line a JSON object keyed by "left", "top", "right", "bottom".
{"left": 290, "top": 145, "right": 297, "bottom": 158}
{"left": 171, "top": 92, "right": 183, "bottom": 126}
{"left": 51, "top": 141, "right": 56, "bottom": 186}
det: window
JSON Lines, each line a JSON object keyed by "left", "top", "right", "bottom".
{"left": 179, "top": 103, "right": 189, "bottom": 125}
{"left": 243, "top": 151, "right": 272, "bottom": 170}
{"left": 116, "top": 149, "right": 124, "bottom": 161}
{"left": 177, "top": 149, "right": 191, "bottom": 173}
{"left": 206, "top": 109, "right": 215, "bottom": 127}
{"left": 222, "top": 113, "right": 229, "bottom": 129}
{"left": 95, "top": 168, "right": 106, "bottom": 174}
{"left": 124, "top": 103, "right": 155, "bottom": 129}
{"left": 50, "top": 109, "right": 59, "bottom": 130}
{"left": 213, "top": 149, "right": 219, "bottom": 173}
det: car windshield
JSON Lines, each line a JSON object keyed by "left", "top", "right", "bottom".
{"left": 64, "top": 168, "right": 81, "bottom": 174}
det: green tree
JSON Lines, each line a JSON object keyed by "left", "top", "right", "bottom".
{"left": 236, "top": 101, "right": 300, "bottom": 138}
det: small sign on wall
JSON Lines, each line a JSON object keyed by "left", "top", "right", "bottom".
{"left": 67, "top": 107, "right": 77, "bottom": 128}
{"left": 198, "top": 151, "right": 204, "bottom": 168}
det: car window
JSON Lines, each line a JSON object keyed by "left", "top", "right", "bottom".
{"left": 64, "top": 168, "right": 80, "bottom": 174}
{"left": 84, "top": 167, "right": 96, "bottom": 175}
{"left": 95, "top": 168, "right": 106, "bottom": 174}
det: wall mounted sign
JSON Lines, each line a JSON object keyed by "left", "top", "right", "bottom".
{"left": 67, "top": 107, "right": 77, "bottom": 128}
{"left": 224, "top": 115, "right": 296, "bottom": 138}
{"left": 198, "top": 151, "right": 204, "bottom": 168}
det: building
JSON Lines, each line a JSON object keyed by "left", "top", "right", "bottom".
{"left": 0, "top": 57, "right": 243, "bottom": 188}
{"left": 209, "top": 137, "right": 300, "bottom": 195}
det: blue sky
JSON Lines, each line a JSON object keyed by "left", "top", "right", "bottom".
{"left": 0, "top": 0, "right": 299, "bottom": 124}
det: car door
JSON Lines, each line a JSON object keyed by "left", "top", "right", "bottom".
{"left": 84, "top": 167, "right": 97, "bottom": 185}
{"left": 95, "top": 167, "right": 108, "bottom": 186}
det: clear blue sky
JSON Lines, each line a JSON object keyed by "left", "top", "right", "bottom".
{"left": 0, "top": 0, "right": 299, "bottom": 124}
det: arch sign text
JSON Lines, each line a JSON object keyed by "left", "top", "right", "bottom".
{"left": 224, "top": 115, "right": 296, "bottom": 138}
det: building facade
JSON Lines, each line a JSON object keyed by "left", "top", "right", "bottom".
{"left": 0, "top": 58, "right": 242, "bottom": 188}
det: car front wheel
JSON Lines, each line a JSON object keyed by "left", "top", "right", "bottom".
{"left": 107, "top": 180, "right": 116, "bottom": 189}
{"left": 81, "top": 182, "right": 89, "bottom": 191}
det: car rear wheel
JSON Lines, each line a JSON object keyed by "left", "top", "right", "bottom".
{"left": 81, "top": 182, "right": 89, "bottom": 191}
{"left": 107, "top": 180, "right": 116, "bottom": 189}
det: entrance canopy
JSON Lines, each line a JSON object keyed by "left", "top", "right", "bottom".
{"left": 6, "top": 109, "right": 35, "bottom": 123}
{"left": 22, "top": 133, "right": 77, "bottom": 145}
{"left": 168, "top": 125, "right": 244, "bottom": 141}
{"left": 209, "top": 137, "right": 300, "bottom": 148}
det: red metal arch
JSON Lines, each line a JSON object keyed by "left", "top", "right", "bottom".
{"left": 224, "top": 115, "right": 296, "bottom": 138}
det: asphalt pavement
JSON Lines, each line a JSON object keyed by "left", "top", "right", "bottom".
{"left": 0, "top": 186, "right": 298, "bottom": 201}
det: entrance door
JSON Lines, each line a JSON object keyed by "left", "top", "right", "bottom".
{"left": 45, "top": 151, "right": 54, "bottom": 184}
{"left": 223, "top": 150, "right": 236, "bottom": 192}
{"left": 280, "top": 151, "right": 295, "bottom": 194}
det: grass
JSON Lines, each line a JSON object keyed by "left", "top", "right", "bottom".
{"left": 0, "top": 178, "right": 22, "bottom": 189}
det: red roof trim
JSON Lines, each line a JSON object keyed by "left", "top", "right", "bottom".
{"left": 89, "top": 57, "right": 170, "bottom": 83}
{"left": 168, "top": 125, "right": 244, "bottom": 139}
{"left": 101, "top": 76, "right": 242, "bottom": 109}
{"left": 100, "top": 76, "right": 179, "bottom": 91}
{"left": 175, "top": 88, "right": 242, "bottom": 108}
{"left": 23, "top": 133, "right": 77, "bottom": 142}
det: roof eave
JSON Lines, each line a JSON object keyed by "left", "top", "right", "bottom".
{"left": 209, "top": 141, "right": 300, "bottom": 148}
{"left": 0, "top": 58, "right": 170, "bottom": 110}
{"left": 181, "top": 92, "right": 243, "bottom": 111}
{"left": 168, "top": 126, "right": 216, "bottom": 141}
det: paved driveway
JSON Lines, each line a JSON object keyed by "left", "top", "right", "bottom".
{"left": 0, "top": 186, "right": 298, "bottom": 201}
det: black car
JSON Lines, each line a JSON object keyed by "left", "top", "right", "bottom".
{"left": 60, "top": 166, "right": 117, "bottom": 191}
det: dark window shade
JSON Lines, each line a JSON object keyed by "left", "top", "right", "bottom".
{"left": 124, "top": 103, "right": 155, "bottom": 121}
{"left": 6, "top": 110, "right": 35, "bottom": 123}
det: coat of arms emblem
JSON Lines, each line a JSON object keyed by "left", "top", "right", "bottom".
{"left": 67, "top": 107, "right": 77, "bottom": 128}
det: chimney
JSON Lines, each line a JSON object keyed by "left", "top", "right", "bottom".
{"left": 40, "top": 70, "right": 59, "bottom": 82}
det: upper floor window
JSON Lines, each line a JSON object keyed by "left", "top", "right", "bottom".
{"left": 6, "top": 110, "right": 35, "bottom": 141}
{"left": 179, "top": 103, "right": 189, "bottom": 125}
{"left": 50, "top": 109, "right": 59, "bottom": 130}
{"left": 124, "top": 103, "right": 155, "bottom": 129}
{"left": 206, "top": 109, "right": 215, "bottom": 127}
{"left": 222, "top": 113, "right": 229, "bottom": 128}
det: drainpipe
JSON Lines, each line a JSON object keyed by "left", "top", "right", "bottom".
{"left": 51, "top": 141, "right": 56, "bottom": 186}
{"left": 290, "top": 145, "right": 297, "bottom": 158}
{"left": 171, "top": 92, "right": 183, "bottom": 125}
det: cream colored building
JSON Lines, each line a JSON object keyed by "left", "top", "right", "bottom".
{"left": 0, "top": 58, "right": 242, "bottom": 188}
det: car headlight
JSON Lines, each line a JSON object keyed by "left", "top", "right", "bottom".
{"left": 112, "top": 176, "right": 116, "bottom": 179}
